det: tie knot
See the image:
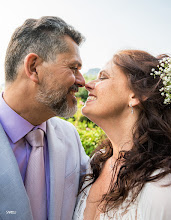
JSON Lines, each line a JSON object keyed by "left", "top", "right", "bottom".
{"left": 25, "top": 129, "right": 44, "bottom": 148}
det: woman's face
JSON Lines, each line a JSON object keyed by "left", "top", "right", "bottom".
{"left": 82, "top": 59, "right": 134, "bottom": 123}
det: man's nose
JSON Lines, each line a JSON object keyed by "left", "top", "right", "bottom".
{"left": 75, "top": 72, "right": 85, "bottom": 87}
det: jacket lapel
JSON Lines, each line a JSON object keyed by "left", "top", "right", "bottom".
{"left": 0, "top": 123, "right": 33, "bottom": 219}
{"left": 47, "top": 120, "right": 66, "bottom": 220}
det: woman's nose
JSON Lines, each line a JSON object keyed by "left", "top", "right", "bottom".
{"left": 85, "top": 80, "right": 96, "bottom": 91}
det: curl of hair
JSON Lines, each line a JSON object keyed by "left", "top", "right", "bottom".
{"left": 81, "top": 50, "right": 171, "bottom": 213}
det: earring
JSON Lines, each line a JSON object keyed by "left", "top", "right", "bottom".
{"left": 130, "top": 103, "right": 134, "bottom": 114}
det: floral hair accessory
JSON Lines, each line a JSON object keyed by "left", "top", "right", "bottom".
{"left": 150, "top": 57, "right": 171, "bottom": 105}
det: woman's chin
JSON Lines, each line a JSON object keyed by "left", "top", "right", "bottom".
{"left": 81, "top": 106, "right": 92, "bottom": 118}
{"left": 81, "top": 105, "right": 88, "bottom": 116}
{"left": 81, "top": 107, "right": 96, "bottom": 123}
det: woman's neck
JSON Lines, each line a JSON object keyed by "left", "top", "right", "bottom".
{"left": 97, "top": 112, "right": 139, "bottom": 158}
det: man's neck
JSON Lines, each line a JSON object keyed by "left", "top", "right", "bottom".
{"left": 3, "top": 85, "right": 54, "bottom": 126}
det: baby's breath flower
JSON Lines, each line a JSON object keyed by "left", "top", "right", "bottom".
{"left": 150, "top": 57, "right": 171, "bottom": 105}
{"left": 159, "top": 88, "right": 164, "bottom": 92}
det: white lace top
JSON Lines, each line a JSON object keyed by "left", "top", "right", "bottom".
{"left": 73, "top": 169, "right": 171, "bottom": 220}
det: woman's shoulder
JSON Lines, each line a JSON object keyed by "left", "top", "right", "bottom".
{"left": 137, "top": 171, "right": 171, "bottom": 219}
{"left": 143, "top": 170, "right": 171, "bottom": 189}
{"left": 140, "top": 170, "right": 171, "bottom": 201}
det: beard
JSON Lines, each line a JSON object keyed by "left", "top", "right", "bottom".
{"left": 35, "top": 80, "right": 77, "bottom": 118}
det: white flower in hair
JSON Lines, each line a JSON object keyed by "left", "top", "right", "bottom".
{"left": 150, "top": 57, "right": 171, "bottom": 105}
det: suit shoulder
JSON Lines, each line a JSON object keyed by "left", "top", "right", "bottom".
{"left": 48, "top": 117, "right": 77, "bottom": 132}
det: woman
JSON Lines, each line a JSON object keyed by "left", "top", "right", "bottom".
{"left": 73, "top": 50, "right": 171, "bottom": 220}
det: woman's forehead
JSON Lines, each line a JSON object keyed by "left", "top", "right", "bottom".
{"left": 102, "top": 60, "right": 121, "bottom": 76}
{"left": 101, "top": 59, "right": 113, "bottom": 72}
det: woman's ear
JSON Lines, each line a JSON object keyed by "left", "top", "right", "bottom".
{"left": 24, "top": 53, "right": 42, "bottom": 83}
{"left": 129, "top": 93, "right": 147, "bottom": 107}
{"left": 129, "top": 92, "right": 140, "bottom": 107}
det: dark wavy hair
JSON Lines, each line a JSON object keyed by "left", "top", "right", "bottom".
{"left": 81, "top": 50, "right": 171, "bottom": 212}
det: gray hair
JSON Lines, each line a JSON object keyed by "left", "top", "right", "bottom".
{"left": 5, "top": 16, "right": 85, "bottom": 82}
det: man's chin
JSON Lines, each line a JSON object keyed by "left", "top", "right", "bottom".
{"left": 53, "top": 103, "right": 77, "bottom": 118}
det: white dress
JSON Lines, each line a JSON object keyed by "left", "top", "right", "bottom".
{"left": 73, "top": 169, "right": 171, "bottom": 220}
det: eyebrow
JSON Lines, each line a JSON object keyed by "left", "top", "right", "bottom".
{"left": 99, "top": 70, "right": 110, "bottom": 77}
{"left": 70, "top": 61, "right": 82, "bottom": 68}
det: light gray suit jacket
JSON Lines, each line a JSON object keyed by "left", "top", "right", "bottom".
{"left": 0, "top": 117, "right": 89, "bottom": 220}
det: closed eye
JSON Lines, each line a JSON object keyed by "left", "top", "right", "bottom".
{"left": 98, "top": 71, "right": 109, "bottom": 80}
{"left": 99, "top": 76, "right": 107, "bottom": 80}
{"left": 98, "top": 74, "right": 108, "bottom": 80}
{"left": 70, "top": 67, "right": 78, "bottom": 74}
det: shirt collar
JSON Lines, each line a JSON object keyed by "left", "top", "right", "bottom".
{"left": 0, "top": 93, "right": 46, "bottom": 143}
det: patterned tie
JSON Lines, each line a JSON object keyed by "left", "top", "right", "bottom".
{"left": 25, "top": 129, "right": 46, "bottom": 220}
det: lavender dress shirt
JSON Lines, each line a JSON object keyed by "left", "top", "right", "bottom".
{"left": 0, "top": 93, "right": 50, "bottom": 219}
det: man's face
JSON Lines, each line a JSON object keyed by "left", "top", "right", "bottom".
{"left": 36, "top": 36, "right": 85, "bottom": 117}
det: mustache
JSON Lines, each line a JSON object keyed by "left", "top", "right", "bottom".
{"left": 68, "top": 84, "right": 79, "bottom": 93}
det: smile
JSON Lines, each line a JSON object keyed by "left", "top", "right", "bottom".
{"left": 68, "top": 84, "right": 79, "bottom": 96}
{"left": 87, "top": 96, "right": 97, "bottom": 101}
{"left": 69, "top": 90, "right": 76, "bottom": 96}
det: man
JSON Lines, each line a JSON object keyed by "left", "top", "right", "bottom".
{"left": 0, "top": 16, "right": 89, "bottom": 220}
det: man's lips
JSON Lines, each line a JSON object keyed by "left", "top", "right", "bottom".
{"left": 69, "top": 90, "right": 76, "bottom": 96}
{"left": 68, "top": 84, "right": 79, "bottom": 96}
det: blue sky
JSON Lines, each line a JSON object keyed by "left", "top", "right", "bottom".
{"left": 0, "top": 0, "right": 171, "bottom": 83}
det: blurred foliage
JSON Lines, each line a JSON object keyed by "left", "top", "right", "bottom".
{"left": 61, "top": 75, "right": 106, "bottom": 156}
{"left": 65, "top": 98, "right": 106, "bottom": 155}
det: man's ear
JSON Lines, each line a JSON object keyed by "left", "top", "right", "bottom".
{"left": 24, "top": 53, "right": 42, "bottom": 83}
